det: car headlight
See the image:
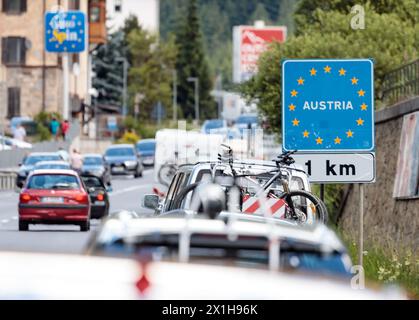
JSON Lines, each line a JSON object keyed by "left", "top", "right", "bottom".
{"left": 124, "top": 161, "right": 137, "bottom": 168}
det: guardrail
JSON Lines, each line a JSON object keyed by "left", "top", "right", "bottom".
{"left": 0, "top": 172, "right": 16, "bottom": 191}
{"left": 382, "top": 59, "right": 419, "bottom": 105}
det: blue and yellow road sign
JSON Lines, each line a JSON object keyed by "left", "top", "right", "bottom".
{"left": 282, "top": 59, "right": 374, "bottom": 152}
{"left": 45, "top": 11, "right": 86, "bottom": 53}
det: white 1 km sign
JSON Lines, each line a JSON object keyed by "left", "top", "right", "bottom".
{"left": 292, "top": 153, "right": 376, "bottom": 184}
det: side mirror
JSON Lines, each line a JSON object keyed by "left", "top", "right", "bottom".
{"left": 142, "top": 194, "right": 159, "bottom": 210}
{"left": 106, "top": 186, "right": 113, "bottom": 193}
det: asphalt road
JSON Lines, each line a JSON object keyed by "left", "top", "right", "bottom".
{"left": 0, "top": 169, "right": 161, "bottom": 254}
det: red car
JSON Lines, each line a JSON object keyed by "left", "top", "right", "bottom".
{"left": 18, "top": 170, "right": 91, "bottom": 232}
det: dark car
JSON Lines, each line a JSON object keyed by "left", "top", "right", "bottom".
{"left": 136, "top": 139, "right": 156, "bottom": 166}
{"left": 81, "top": 174, "right": 111, "bottom": 219}
{"left": 104, "top": 145, "right": 143, "bottom": 178}
{"left": 82, "top": 154, "right": 111, "bottom": 186}
{"left": 16, "top": 152, "right": 64, "bottom": 188}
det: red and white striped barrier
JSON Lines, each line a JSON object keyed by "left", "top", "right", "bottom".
{"left": 242, "top": 195, "right": 286, "bottom": 219}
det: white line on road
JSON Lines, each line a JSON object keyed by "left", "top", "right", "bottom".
{"left": 109, "top": 185, "right": 152, "bottom": 197}
{"left": 12, "top": 216, "right": 18, "bottom": 220}
{"left": 1, "top": 219, "right": 9, "bottom": 224}
{"left": 0, "top": 192, "right": 15, "bottom": 199}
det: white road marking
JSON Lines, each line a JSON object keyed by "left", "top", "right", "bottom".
{"left": 1, "top": 219, "right": 9, "bottom": 224}
{"left": 12, "top": 216, "right": 18, "bottom": 220}
{"left": 0, "top": 192, "right": 15, "bottom": 199}
{"left": 109, "top": 184, "right": 152, "bottom": 197}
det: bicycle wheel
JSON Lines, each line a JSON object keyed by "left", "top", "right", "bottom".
{"left": 158, "top": 164, "right": 177, "bottom": 187}
{"left": 281, "top": 190, "right": 328, "bottom": 224}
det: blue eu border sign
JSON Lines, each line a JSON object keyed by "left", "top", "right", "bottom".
{"left": 282, "top": 59, "right": 374, "bottom": 152}
{"left": 45, "top": 11, "right": 86, "bottom": 53}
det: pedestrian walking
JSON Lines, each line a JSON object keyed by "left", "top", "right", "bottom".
{"left": 70, "top": 149, "right": 83, "bottom": 174}
{"left": 61, "top": 120, "right": 70, "bottom": 141}
{"left": 13, "top": 124, "right": 26, "bottom": 142}
{"left": 49, "top": 117, "right": 60, "bottom": 141}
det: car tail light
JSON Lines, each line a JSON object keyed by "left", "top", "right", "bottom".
{"left": 20, "top": 194, "right": 31, "bottom": 202}
{"left": 74, "top": 194, "right": 87, "bottom": 202}
{"left": 97, "top": 193, "right": 104, "bottom": 201}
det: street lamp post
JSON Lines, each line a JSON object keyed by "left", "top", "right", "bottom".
{"left": 187, "top": 77, "right": 199, "bottom": 125}
{"left": 116, "top": 57, "right": 128, "bottom": 117}
{"left": 173, "top": 69, "right": 178, "bottom": 123}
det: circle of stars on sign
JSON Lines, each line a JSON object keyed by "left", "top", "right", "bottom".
{"left": 288, "top": 65, "right": 368, "bottom": 146}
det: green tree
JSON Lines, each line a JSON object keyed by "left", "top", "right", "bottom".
{"left": 249, "top": 3, "right": 272, "bottom": 24}
{"left": 92, "top": 31, "right": 126, "bottom": 107}
{"left": 242, "top": 4, "right": 418, "bottom": 137}
{"left": 127, "top": 24, "right": 178, "bottom": 121}
{"left": 175, "top": 0, "right": 216, "bottom": 120}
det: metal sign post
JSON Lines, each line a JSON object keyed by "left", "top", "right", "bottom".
{"left": 62, "top": 53, "right": 69, "bottom": 120}
{"left": 282, "top": 59, "right": 376, "bottom": 269}
{"left": 359, "top": 184, "right": 364, "bottom": 266}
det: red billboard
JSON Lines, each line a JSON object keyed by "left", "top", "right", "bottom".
{"left": 233, "top": 26, "right": 287, "bottom": 83}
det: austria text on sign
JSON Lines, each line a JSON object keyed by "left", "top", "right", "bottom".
{"left": 282, "top": 59, "right": 374, "bottom": 152}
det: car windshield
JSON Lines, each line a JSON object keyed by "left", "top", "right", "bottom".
{"left": 105, "top": 148, "right": 134, "bottom": 157}
{"left": 35, "top": 163, "right": 70, "bottom": 170}
{"left": 83, "top": 157, "right": 103, "bottom": 166}
{"left": 136, "top": 142, "right": 155, "bottom": 152}
{"left": 24, "top": 155, "right": 61, "bottom": 166}
{"left": 82, "top": 176, "right": 104, "bottom": 189}
{"left": 27, "top": 174, "right": 80, "bottom": 190}
{"left": 237, "top": 116, "right": 258, "bottom": 125}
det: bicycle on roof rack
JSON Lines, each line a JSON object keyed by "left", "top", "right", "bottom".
{"left": 171, "top": 145, "right": 328, "bottom": 224}
{"left": 217, "top": 145, "right": 328, "bottom": 224}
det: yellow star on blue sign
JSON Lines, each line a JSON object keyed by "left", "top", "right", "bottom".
{"left": 282, "top": 59, "right": 374, "bottom": 152}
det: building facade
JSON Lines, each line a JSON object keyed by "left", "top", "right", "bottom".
{"left": 0, "top": 0, "right": 89, "bottom": 122}
{"left": 106, "top": 0, "right": 159, "bottom": 35}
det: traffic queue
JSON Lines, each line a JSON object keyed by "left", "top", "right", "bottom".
{"left": 9, "top": 141, "right": 407, "bottom": 300}
{"left": 15, "top": 142, "right": 146, "bottom": 232}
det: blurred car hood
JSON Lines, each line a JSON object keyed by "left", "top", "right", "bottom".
{"left": 137, "top": 150, "right": 155, "bottom": 157}
{"left": 82, "top": 165, "right": 105, "bottom": 172}
{"left": 18, "top": 165, "right": 35, "bottom": 175}
{"left": 104, "top": 156, "right": 137, "bottom": 164}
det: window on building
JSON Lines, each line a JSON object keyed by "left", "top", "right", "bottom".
{"left": 69, "top": 0, "right": 80, "bottom": 10}
{"left": 1, "top": 37, "right": 26, "bottom": 66}
{"left": 90, "top": 6, "right": 100, "bottom": 23}
{"left": 114, "top": 0, "right": 122, "bottom": 12}
{"left": 2, "top": 0, "right": 27, "bottom": 14}
{"left": 7, "top": 87, "right": 20, "bottom": 119}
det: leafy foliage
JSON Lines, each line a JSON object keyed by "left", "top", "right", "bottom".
{"left": 160, "top": 0, "right": 298, "bottom": 85}
{"left": 117, "top": 130, "right": 140, "bottom": 145}
{"left": 241, "top": 3, "right": 418, "bottom": 137}
{"left": 175, "top": 0, "right": 216, "bottom": 120}
{"left": 92, "top": 31, "right": 126, "bottom": 107}
{"left": 126, "top": 20, "right": 178, "bottom": 121}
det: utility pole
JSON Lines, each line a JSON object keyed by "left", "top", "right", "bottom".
{"left": 173, "top": 69, "right": 178, "bottom": 123}
{"left": 62, "top": 53, "right": 70, "bottom": 120}
{"left": 116, "top": 57, "right": 128, "bottom": 117}
{"left": 187, "top": 77, "right": 199, "bottom": 125}
{"left": 216, "top": 73, "right": 223, "bottom": 119}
